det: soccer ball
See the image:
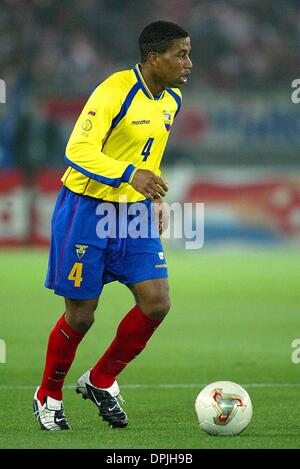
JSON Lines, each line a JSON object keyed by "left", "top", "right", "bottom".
{"left": 195, "top": 381, "right": 253, "bottom": 436}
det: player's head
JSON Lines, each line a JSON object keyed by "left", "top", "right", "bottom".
{"left": 139, "top": 20, "right": 192, "bottom": 88}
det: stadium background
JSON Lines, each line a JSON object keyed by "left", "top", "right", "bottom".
{"left": 1, "top": 0, "right": 300, "bottom": 450}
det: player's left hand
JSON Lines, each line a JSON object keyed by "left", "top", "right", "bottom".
{"left": 153, "top": 200, "right": 169, "bottom": 235}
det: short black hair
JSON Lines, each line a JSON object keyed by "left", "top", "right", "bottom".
{"left": 139, "top": 21, "right": 189, "bottom": 63}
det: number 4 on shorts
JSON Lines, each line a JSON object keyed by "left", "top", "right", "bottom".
{"left": 68, "top": 262, "right": 83, "bottom": 287}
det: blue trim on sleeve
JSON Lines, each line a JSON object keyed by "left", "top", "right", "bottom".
{"left": 122, "top": 164, "right": 136, "bottom": 183}
{"left": 64, "top": 155, "right": 136, "bottom": 188}
{"left": 166, "top": 89, "right": 182, "bottom": 117}
{"left": 111, "top": 82, "right": 140, "bottom": 129}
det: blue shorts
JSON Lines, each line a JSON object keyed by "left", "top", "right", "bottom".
{"left": 45, "top": 186, "right": 168, "bottom": 299}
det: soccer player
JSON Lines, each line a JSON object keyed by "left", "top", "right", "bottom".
{"left": 33, "top": 20, "right": 192, "bottom": 430}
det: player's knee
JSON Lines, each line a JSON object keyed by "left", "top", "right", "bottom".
{"left": 65, "top": 311, "right": 95, "bottom": 333}
{"left": 158, "top": 297, "right": 171, "bottom": 318}
{"left": 64, "top": 298, "right": 98, "bottom": 333}
{"left": 76, "top": 315, "right": 95, "bottom": 332}
{"left": 142, "top": 295, "right": 171, "bottom": 321}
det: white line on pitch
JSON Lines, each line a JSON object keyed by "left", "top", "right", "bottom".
{"left": 0, "top": 383, "right": 299, "bottom": 390}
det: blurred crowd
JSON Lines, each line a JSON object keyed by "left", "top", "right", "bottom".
{"left": 0, "top": 0, "right": 299, "bottom": 169}
{"left": 1, "top": 0, "right": 299, "bottom": 96}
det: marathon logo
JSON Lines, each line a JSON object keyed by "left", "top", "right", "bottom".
{"left": 131, "top": 119, "right": 150, "bottom": 125}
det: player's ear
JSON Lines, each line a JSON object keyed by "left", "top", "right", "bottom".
{"left": 147, "top": 51, "right": 160, "bottom": 69}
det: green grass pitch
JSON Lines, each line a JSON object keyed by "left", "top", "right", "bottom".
{"left": 0, "top": 247, "right": 299, "bottom": 449}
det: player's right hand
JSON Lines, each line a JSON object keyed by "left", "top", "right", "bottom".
{"left": 130, "top": 169, "right": 168, "bottom": 200}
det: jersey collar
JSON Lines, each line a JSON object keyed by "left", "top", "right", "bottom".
{"left": 133, "top": 64, "right": 165, "bottom": 101}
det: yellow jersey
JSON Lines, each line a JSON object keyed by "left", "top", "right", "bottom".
{"left": 62, "top": 64, "right": 182, "bottom": 202}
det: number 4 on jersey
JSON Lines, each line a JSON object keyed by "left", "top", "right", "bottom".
{"left": 68, "top": 262, "right": 83, "bottom": 287}
{"left": 141, "top": 137, "right": 154, "bottom": 161}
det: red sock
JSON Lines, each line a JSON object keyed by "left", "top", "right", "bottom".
{"left": 37, "top": 314, "right": 85, "bottom": 403}
{"left": 90, "top": 305, "right": 163, "bottom": 388}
